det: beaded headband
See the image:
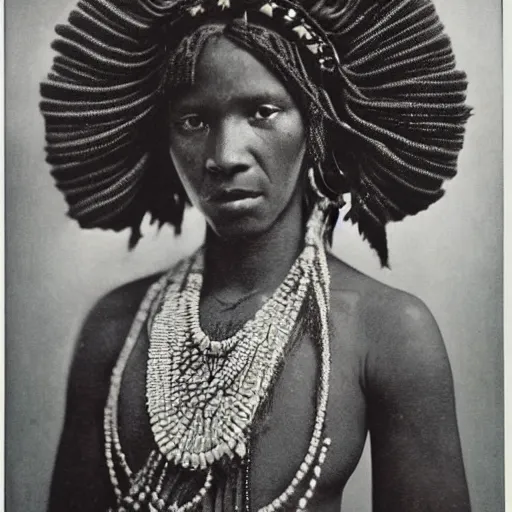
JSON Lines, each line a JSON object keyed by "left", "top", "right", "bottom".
{"left": 186, "top": 0, "right": 340, "bottom": 72}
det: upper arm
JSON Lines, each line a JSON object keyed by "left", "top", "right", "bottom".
{"left": 365, "top": 292, "right": 470, "bottom": 512}
{"left": 48, "top": 283, "right": 147, "bottom": 512}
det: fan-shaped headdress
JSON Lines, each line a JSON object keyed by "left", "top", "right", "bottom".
{"left": 40, "top": 0, "right": 471, "bottom": 265}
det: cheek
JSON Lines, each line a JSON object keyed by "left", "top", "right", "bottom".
{"left": 270, "top": 120, "right": 307, "bottom": 186}
{"left": 281, "top": 111, "right": 306, "bottom": 158}
{"left": 283, "top": 129, "right": 306, "bottom": 164}
{"left": 169, "top": 137, "right": 204, "bottom": 192}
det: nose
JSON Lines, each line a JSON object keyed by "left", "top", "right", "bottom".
{"left": 205, "top": 118, "right": 251, "bottom": 176}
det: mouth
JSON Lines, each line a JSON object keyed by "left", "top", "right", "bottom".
{"left": 205, "top": 188, "right": 264, "bottom": 214}
{"left": 207, "top": 188, "right": 263, "bottom": 203}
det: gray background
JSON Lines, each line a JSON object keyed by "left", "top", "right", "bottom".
{"left": 5, "top": 0, "right": 503, "bottom": 511}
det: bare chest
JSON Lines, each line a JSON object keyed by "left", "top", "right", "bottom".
{"left": 117, "top": 305, "right": 368, "bottom": 509}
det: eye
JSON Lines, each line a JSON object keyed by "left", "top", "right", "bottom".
{"left": 175, "top": 114, "right": 207, "bottom": 133}
{"left": 254, "top": 105, "right": 281, "bottom": 121}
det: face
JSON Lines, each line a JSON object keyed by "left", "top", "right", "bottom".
{"left": 168, "top": 36, "right": 307, "bottom": 239}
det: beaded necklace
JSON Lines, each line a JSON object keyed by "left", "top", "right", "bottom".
{"left": 104, "top": 201, "right": 333, "bottom": 512}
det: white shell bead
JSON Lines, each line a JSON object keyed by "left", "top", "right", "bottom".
{"left": 105, "top": 203, "right": 332, "bottom": 512}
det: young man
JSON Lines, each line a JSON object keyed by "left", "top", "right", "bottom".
{"left": 42, "top": 1, "right": 471, "bottom": 510}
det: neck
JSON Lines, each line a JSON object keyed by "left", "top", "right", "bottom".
{"left": 203, "top": 197, "right": 306, "bottom": 298}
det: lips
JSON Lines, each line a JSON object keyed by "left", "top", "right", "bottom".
{"left": 207, "top": 188, "right": 262, "bottom": 203}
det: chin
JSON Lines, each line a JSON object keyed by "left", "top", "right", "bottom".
{"left": 207, "top": 215, "right": 272, "bottom": 241}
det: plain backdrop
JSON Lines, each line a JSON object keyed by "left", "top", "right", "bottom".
{"left": 5, "top": 0, "right": 503, "bottom": 511}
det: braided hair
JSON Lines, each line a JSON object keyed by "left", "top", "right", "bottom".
{"left": 40, "top": 0, "right": 471, "bottom": 265}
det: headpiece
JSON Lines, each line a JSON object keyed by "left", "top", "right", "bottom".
{"left": 40, "top": 0, "right": 471, "bottom": 265}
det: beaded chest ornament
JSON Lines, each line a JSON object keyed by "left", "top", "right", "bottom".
{"left": 104, "top": 189, "right": 334, "bottom": 511}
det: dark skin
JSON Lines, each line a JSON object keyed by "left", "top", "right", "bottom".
{"left": 48, "top": 37, "right": 471, "bottom": 511}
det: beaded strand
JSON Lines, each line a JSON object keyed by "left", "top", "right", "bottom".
{"left": 105, "top": 276, "right": 171, "bottom": 499}
{"left": 257, "top": 219, "right": 332, "bottom": 512}
{"left": 104, "top": 201, "right": 334, "bottom": 511}
{"left": 147, "top": 245, "right": 315, "bottom": 471}
{"left": 105, "top": 265, "right": 216, "bottom": 511}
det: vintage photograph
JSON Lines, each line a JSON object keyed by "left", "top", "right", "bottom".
{"left": 6, "top": 0, "right": 503, "bottom": 511}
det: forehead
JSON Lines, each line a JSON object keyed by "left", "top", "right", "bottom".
{"left": 173, "top": 36, "right": 293, "bottom": 107}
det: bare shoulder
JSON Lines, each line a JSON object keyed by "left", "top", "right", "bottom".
{"left": 326, "top": 253, "right": 451, "bottom": 395}
{"left": 64, "top": 270, "right": 173, "bottom": 415}
{"left": 327, "top": 256, "right": 471, "bottom": 510}
{"left": 49, "top": 271, "right": 169, "bottom": 511}
{"left": 73, "top": 272, "right": 165, "bottom": 372}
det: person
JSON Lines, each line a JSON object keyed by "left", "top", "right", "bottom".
{"left": 40, "top": 0, "right": 472, "bottom": 510}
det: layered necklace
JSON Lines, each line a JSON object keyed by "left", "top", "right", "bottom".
{"left": 104, "top": 200, "right": 333, "bottom": 512}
